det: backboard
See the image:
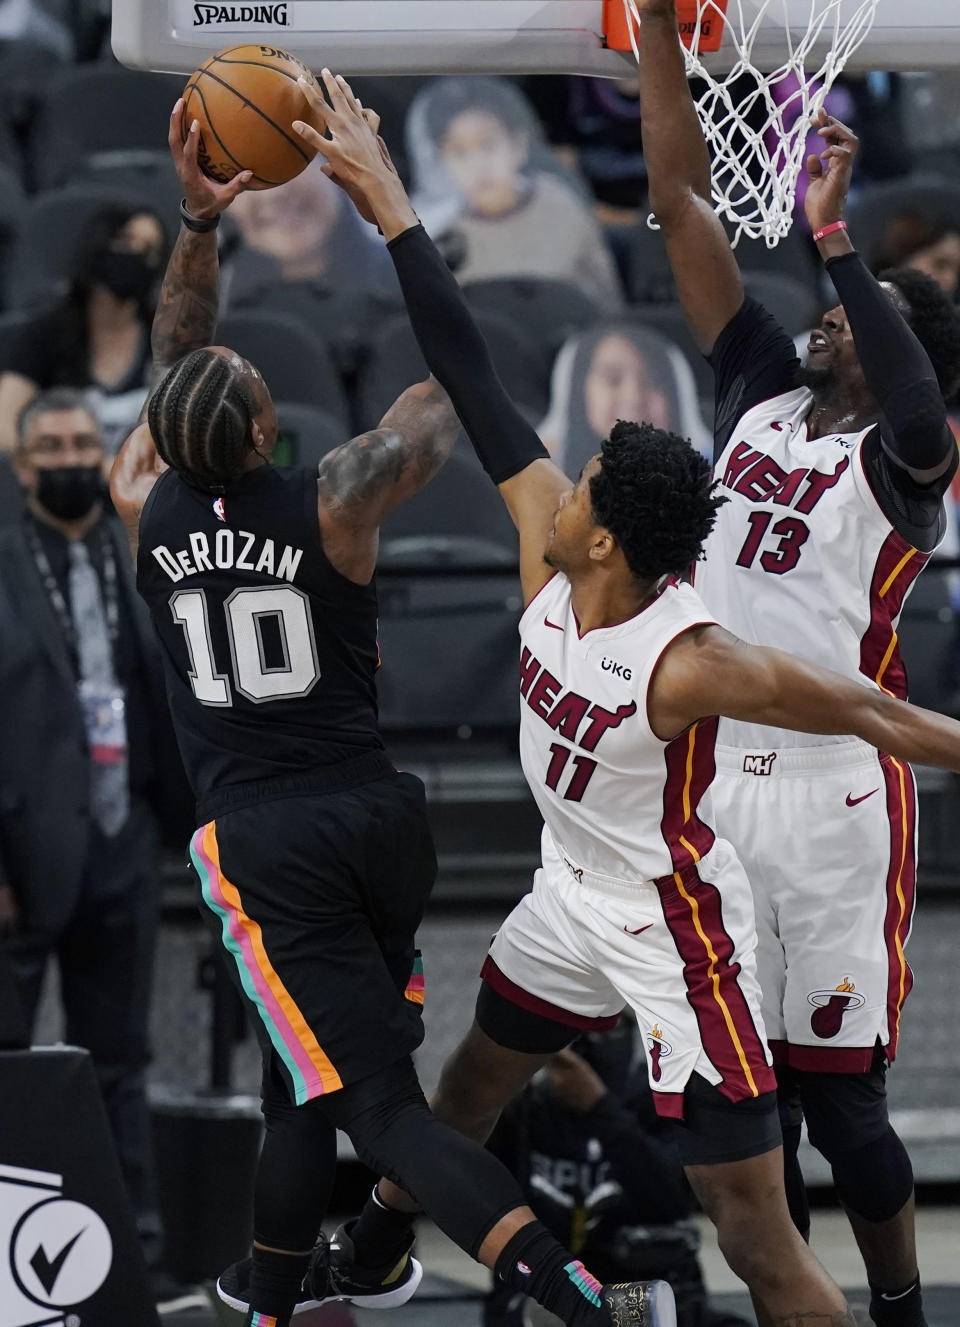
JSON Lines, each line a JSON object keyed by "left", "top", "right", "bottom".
{"left": 112, "top": 0, "right": 960, "bottom": 78}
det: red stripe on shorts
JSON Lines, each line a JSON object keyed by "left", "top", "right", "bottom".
{"left": 654, "top": 866, "right": 774, "bottom": 1104}
{"left": 880, "top": 753, "right": 916, "bottom": 1061}
{"left": 659, "top": 715, "right": 718, "bottom": 872}
{"left": 480, "top": 956, "right": 621, "bottom": 1032}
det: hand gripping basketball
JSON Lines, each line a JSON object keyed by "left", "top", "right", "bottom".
{"left": 168, "top": 98, "right": 253, "bottom": 222}
{"left": 804, "top": 110, "right": 860, "bottom": 237}
{"left": 292, "top": 70, "right": 400, "bottom": 226}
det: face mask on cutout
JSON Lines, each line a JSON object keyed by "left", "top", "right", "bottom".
{"left": 89, "top": 248, "right": 159, "bottom": 303}
{"left": 35, "top": 465, "right": 104, "bottom": 521}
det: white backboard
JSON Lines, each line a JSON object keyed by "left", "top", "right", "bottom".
{"left": 112, "top": 0, "right": 960, "bottom": 77}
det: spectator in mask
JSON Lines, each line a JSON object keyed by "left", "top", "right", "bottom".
{"left": 0, "top": 388, "right": 171, "bottom": 1260}
{"left": 0, "top": 205, "right": 167, "bottom": 457}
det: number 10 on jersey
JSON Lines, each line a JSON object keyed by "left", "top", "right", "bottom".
{"left": 171, "top": 585, "right": 321, "bottom": 705}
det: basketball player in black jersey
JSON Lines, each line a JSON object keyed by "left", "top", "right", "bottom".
{"left": 110, "top": 99, "right": 675, "bottom": 1327}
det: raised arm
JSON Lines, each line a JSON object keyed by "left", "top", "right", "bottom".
{"left": 650, "top": 624, "right": 960, "bottom": 772}
{"left": 313, "top": 375, "right": 460, "bottom": 584}
{"left": 293, "top": 71, "right": 571, "bottom": 605}
{"left": 633, "top": 0, "right": 744, "bottom": 352}
{"left": 805, "top": 113, "right": 956, "bottom": 484}
{"left": 111, "top": 100, "right": 252, "bottom": 553}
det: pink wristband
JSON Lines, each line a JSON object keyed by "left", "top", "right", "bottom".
{"left": 812, "top": 219, "right": 848, "bottom": 243}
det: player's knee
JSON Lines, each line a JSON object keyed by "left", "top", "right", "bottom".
{"left": 799, "top": 1059, "right": 889, "bottom": 1160}
{"left": 828, "top": 1127, "right": 914, "bottom": 1223}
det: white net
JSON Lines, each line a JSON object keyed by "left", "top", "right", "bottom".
{"left": 620, "top": 0, "right": 880, "bottom": 246}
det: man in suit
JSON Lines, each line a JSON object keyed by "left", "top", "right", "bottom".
{"left": 0, "top": 387, "right": 168, "bottom": 1244}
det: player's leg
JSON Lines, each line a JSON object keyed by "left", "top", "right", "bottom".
{"left": 320, "top": 1052, "right": 675, "bottom": 1327}
{"left": 775, "top": 1066, "right": 812, "bottom": 1241}
{"left": 774, "top": 750, "right": 923, "bottom": 1326}
{"left": 578, "top": 834, "right": 851, "bottom": 1322}
{"left": 795, "top": 1052, "right": 922, "bottom": 1327}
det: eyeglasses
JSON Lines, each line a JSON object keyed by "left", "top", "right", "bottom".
{"left": 25, "top": 435, "right": 103, "bottom": 458}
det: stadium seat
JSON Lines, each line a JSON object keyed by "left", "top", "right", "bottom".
{"left": 355, "top": 310, "right": 552, "bottom": 429}
{"left": 273, "top": 401, "right": 349, "bottom": 469}
{"left": 735, "top": 224, "right": 820, "bottom": 289}
{"left": 6, "top": 184, "right": 171, "bottom": 311}
{"left": 461, "top": 277, "right": 602, "bottom": 369}
{"left": 626, "top": 303, "right": 715, "bottom": 402}
{"left": 742, "top": 271, "right": 821, "bottom": 336}
{"left": 621, "top": 220, "right": 677, "bottom": 305}
{"left": 379, "top": 441, "right": 517, "bottom": 567}
{"left": 375, "top": 570, "right": 523, "bottom": 731}
{"left": 27, "top": 64, "right": 183, "bottom": 191}
{"left": 82, "top": 149, "right": 184, "bottom": 224}
{"left": 898, "top": 569, "right": 959, "bottom": 715}
{"left": 847, "top": 175, "right": 960, "bottom": 270}
{"left": 0, "top": 166, "right": 25, "bottom": 309}
{"left": 214, "top": 312, "right": 350, "bottom": 424}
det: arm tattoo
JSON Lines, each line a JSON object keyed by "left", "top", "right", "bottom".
{"left": 318, "top": 382, "right": 459, "bottom": 512}
{"left": 150, "top": 227, "right": 220, "bottom": 369}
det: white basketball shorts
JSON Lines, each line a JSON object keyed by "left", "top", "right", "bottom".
{"left": 704, "top": 740, "right": 917, "bottom": 1071}
{"left": 481, "top": 827, "right": 774, "bottom": 1119}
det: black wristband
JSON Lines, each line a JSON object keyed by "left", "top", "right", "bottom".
{"left": 179, "top": 199, "right": 220, "bottom": 233}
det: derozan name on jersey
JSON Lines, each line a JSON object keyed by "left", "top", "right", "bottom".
{"left": 193, "top": 3, "right": 289, "bottom": 24}
{"left": 151, "top": 529, "right": 303, "bottom": 583}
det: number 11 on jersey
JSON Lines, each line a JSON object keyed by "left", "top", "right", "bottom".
{"left": 545, "top": 742, "right": 598, "bottom": 802}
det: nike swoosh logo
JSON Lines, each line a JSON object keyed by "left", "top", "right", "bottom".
{"left": 544, "top": 617, "right": 564, "bottom": 632}
{"left": 624, "top": 923, "right": 653, "bottom": 935}
{"left": 31, "top": 1229, "right": 85, "bottom": 1296}
{"left": 846, "top": 788, "right": 879, "bottom": 807}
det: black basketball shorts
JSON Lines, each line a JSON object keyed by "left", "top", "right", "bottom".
{"left": 189, "top": 770, "right": 436, "bottom": 1105}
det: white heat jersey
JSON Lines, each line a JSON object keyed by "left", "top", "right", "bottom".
{"left": 695, "top": 386, "right": 936, "bottom": 750}
{"left": 518, "top": 574, "right": 718, "bottom": 883}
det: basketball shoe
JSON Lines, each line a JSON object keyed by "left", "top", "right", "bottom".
{"left": 603, "top": 1278, "right": 677, "bottom": 1326}
{"left": 216, "top": 1227, "right": 422, "bottom": 1316}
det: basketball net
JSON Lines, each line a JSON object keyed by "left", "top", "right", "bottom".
{"left": 614, "top": 0, "right": 880, "bottom": 246}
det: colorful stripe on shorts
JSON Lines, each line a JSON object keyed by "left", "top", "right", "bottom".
{"left": 190, "top": 821, "right": 343, "bottom": 1104}
{"left": 405, "top": 953, "right": 425, "bottom": 1006}
{"left": 249, "top": 1314, "right": 278, "bottom": 1327}
{"left": 565, "top": 1260, "right": 603, "bottom": 1308}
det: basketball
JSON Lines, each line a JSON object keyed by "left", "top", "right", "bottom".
{"left": 182, "top": 44, "right": 324, "bottom": 190}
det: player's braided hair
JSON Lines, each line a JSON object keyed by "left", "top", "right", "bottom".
{"left": 881, "top": 265, "right": 960, "bottom": 396}
{"left": 148, "top": 348, "right": 256, "bottom": 488}
{"left": 589, "top": 421, "right": 726, "bottom": 581}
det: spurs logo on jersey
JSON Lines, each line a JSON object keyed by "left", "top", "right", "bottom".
{"left": 695, "top": 387, "right": 936, "bottom": 750}
{"left": 517, "top": 575, "right": 719, "bottom": 884}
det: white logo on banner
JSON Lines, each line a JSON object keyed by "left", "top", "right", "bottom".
{"left": 0, "top": 1165, "right": 113, "bottom": 1327}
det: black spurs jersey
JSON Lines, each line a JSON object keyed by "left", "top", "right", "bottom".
{"left": 137, "top": 465, "right": 383, "bottom": 811}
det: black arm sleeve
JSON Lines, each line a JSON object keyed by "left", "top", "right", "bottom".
{"left": 706, "top": 298, "right": 800, "bottom": 463}
{"left": 387, "top": 225, "right": 549, "bottom": 484}
{"left": 825, "top": 250, "right": 955, "bottom": 478}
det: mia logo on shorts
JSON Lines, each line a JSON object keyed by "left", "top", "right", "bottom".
{"left": 743, "top": 752, "right": 777, "bottom": 776}
{"left": 0, "top": 1162, "right": 113, "bottom": 1325}
{"left": 646, "top": 1023, "right": 674, "bottom": 1082}
{"left": 808, "top": 976, "right": 866, "bottom": 1039}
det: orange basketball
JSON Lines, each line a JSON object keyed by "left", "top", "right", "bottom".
{"left": 183, "top": 44, "right": 324, "bottom": 190}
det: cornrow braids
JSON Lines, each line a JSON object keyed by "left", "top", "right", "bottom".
{"left": 590, "top": 421, "right": 727, "bottom": 581}
{"left": 148, "top": 348, "right": 256, "bottom": 488}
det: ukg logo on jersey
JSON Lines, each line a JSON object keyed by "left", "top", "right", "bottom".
{"left": 0, "top": 1163, "right": 113, "bottom": 1326}
{"left": 193, "top": 3, "right": 290, "bottom": 24}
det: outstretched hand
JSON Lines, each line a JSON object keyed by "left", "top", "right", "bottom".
{"left": 169, "top": 98, "right": 253, "bottom": 221}
{"left": 804, "top": 109, "right": 859, "bottom": 235}
{"left": 292, "top": 70, "right": 403, "bottom": 227}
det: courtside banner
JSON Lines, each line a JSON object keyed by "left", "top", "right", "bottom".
{"left": 0, "top": 1049, "right": 159, "bottom": 1327}
{"left": 603, "top": 0, "right": 729, "bottom": 53}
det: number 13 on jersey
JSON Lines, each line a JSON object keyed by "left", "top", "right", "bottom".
{"left": 171, "top": 584, "right": 321, "bottom": 705}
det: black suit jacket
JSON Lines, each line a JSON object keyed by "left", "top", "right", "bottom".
{"left": 0, "top": 513, "right": 173, "bottom": 932}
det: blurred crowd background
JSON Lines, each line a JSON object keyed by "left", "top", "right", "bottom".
{"left": 1, "top": 0, "right": 959, "bottom": 1313}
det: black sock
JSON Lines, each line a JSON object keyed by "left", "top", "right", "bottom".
{"left": 245, "top": 1245, "right": 311, "bottom": 1327}
{"left": 869, "top": 1276, "right": 925, "bottom": 1327}
{"left": 350, "top": 1185, "right": 417, "bottom": 1268}
{"left": 495, "top": 1221, "right": 604, "bottom": 1325}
